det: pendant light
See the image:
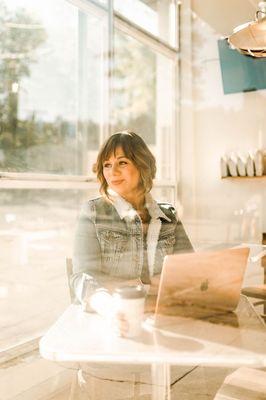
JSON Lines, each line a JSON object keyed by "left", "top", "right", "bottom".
{"left": 228, "top": 1, "right": 266, "bottom": 57}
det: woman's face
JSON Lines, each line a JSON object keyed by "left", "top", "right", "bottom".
{"left": 103, "top": 147, "right": 141, "bottom": 200}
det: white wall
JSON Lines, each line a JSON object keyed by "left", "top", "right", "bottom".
{"left": 179, "top": 0, "right": 266, "bottom": 249}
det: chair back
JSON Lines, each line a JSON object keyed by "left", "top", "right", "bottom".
{"left": 66, "top": 257, "right": 75, "bottom": 303}
{"left": 241, "top": 286, "right": 266, "bottom": 322}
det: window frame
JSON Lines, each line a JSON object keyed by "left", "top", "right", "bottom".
{"left": 0, "top": 0, "right": 180, "bottom": 358}
{"left": 0, "top": 0, "right": 179, "bottom": 189}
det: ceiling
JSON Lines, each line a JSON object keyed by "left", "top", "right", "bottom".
{"left": 192, "top": 0, "right": 257, "bottom": 36}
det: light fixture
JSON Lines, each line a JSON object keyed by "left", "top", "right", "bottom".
{"left": 228, "top": 1, "right": 266, "bottom": 57}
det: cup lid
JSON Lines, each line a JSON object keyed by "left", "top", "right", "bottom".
{"left": 114, "top": 285, "right": 146, "bottom": 299}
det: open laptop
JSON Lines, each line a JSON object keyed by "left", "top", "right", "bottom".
{"left": 153, "top": 247, "right": 250, "bottom": 324}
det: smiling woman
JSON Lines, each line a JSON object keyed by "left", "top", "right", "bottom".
{"left": 103, "top": 150, "right": 141, "bottom": 205}
{"left": 99, "top": 131, "right": 156, "bottom": 209}
{"left": 97, "top": 131, "right": 156, "bottom": 201}
{"left": 71, "top": 130, "right": 193, "bottom": 333}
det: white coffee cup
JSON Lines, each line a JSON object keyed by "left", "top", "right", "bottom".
{"left": 113, "top": 285, "right": 146, "bottom": 338}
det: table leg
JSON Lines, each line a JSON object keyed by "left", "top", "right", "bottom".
{"left": 151, "top": 363, "right": 171, "bottom": 400}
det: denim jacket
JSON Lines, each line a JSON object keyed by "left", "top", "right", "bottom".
{"left": 71, "top": 192, "right": 193, "bottom": 301}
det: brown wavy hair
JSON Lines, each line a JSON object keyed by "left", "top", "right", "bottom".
{"left": 96, "top": 130, "right": 156, "bottom": 197}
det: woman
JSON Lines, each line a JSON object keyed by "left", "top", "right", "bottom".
{"left": 70, "top": 131, "right": 193, "bottom": 399}
{"left": 71, "top": 130, "right": 193, "bottom": 325}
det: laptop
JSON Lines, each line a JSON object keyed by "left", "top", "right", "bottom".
{"left": 153, "top": 247, "right": 250, "bottom": 324}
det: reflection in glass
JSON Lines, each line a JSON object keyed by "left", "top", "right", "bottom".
{"left": 0, "top": 0, "right": 108, "bottom": 175}
{"left": 0, "top": 188, "right": 98, "bottom": 350}
{"left": 112, "top": 30, "right": 176, "bottom": 181}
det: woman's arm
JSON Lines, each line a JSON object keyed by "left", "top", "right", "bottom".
{"left": 71, "top": 202, "right": 140, "bottom": 317}
{"left": 71, "top": 204, "right": 119, "bottom": 317}
{"left": 70, "top": 202, "right": 104, "bottom": 306}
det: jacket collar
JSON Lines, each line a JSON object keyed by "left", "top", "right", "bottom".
{"left": 108, "top": 189, "right": 171, "bottom": 222}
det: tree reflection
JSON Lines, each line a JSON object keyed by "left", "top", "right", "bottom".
{"left": 112, "top": 31, "right": 156, "bottom": 145}
{"left": 0, "top": 1, "right": 47, "bottom": 169}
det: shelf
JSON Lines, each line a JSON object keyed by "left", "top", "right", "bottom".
{"left": 222, "top": 175, "right": 266, "bottom": 180}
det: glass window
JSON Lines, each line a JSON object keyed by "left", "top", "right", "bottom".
{"left": 0, "top": 188, "right": 100, "bottom": 350}
{"left": 0, "top": 0, "right": 178, "bottom": 353}
{"left": 0, "top": 0, "right": 109, "bottom": 176}
{"left": 114, "top": 0, "right": 178, "bottom": 47}
{"left": 151, "top": 185, "right": 176, "bottom": 204}
{"left": 112, "top": 29, "right": 177, "bottom": 181}
{"left": 0, "top": 0, "right": 110, "bottom": 351}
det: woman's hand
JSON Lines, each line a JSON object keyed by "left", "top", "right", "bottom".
{"left": 89, "top": 290, "right": 130, "bottom": 336}
{"left": 89, "top": 290, "right": 114, "bottom": 317}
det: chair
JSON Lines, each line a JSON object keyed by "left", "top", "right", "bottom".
{"left": 241, "top": 285, "right": 266, "bottom": 321}
{"left": 241, "top": 234, "right": 266, "bottom": 322}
